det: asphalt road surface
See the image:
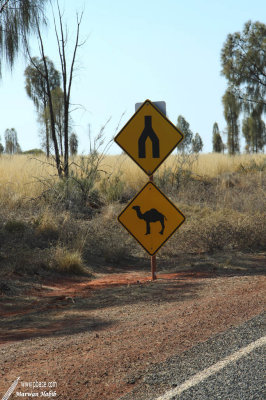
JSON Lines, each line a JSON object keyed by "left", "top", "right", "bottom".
{"left": 120, "top": 312, "right": 265, "bottom": 400}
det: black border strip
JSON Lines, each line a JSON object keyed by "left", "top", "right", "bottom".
{"left": 118, "top": 181, "right": 186, "bottom": 256}
{"left": 114, "top": 99, "right": 184, "bottom": 176}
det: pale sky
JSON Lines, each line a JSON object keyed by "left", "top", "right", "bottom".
{"left": 0, "top": 0, "right": 265, "bottom": 153}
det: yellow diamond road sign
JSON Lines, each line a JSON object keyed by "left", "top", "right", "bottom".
{"left": 115, "top": 99, "right": 184, "bottom": 176}
{"left": 118, "top": 182, "right": 185, "bottom": 256}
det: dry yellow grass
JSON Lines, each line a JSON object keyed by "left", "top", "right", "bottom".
{"left": 105, "top": 153, "right": 266, "bottom": 179}
{"left": 0, "top": 153, "right": 265, "bottom": 272}
{"left": 0, "top": 154, "right": 56, "bottom": 206}
{"left": 0, "top": 153, "right": 265, "bottom": 203}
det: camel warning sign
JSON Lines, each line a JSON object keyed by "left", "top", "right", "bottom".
{"left": 114, "top": 99, "right": 184, "bottom": 176}
{"left": 118, "top": 182, "right": 185, "bottom": 256}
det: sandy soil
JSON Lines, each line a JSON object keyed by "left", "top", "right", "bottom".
{"left": 0, "top": 253, "right": 265, "bottom": 400}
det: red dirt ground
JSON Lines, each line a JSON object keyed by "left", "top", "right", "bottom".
{"left": 0, "top": 256, "right": 265, "bottom": 400}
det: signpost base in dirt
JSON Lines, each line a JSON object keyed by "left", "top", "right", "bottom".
{"left": 149, "top": 175, "right": 157, "bottom": 281}
{"left": 151, "top": 254, "right": 157, "bottom": 281}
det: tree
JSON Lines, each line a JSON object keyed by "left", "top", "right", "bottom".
{"left": 176, "top": 115, "right": 193, "bottom": 152}
{"left": 221, "top": 21, "right": 266, "bottom": 113}
{"left": 50, "top": 87, "right": 65, "bottom": 156}
{"left": 222, "top": 89, "right": 241, "bottom": 154}
{"left": 174, "top": 115, "right": 198, "bottom": 188}
{"left": 25, "top": 57, "right": 61, "bottom": 156}
{"left": 242, "top": 106, "right": 266, "bottom": 153}
{"left": 25, "top": 1, "right": 84, "bottom": 178}
{"left": 70, "top": 133, "right": 78, "bottom": 156}
{"left": 4, "top": 128, "right": 21, "bottom": 154}
{"left": 41, "top": 86, "right": 66, "bottom": 156}
{"left": 192, "top": 133, "right": 203, "bottom": 153}
{"left": 212, "top": 122, "right": 224, "bottom": 153}
{"left": 41, "top": 86, "right": 75, "bottom": 156}
{"left": 0, "top": 0, "right": 49, "bottom": 77}
{"left": 0, "top": 135, "right": 4, "bottom": 154}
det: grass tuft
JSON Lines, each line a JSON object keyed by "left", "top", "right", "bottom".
{"left": 53, "top": 246, "right": 85, "bottom": 274}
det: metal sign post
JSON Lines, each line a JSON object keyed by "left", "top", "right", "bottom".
{"left": 149, "top": 174, "right": 157, "bottom": 280}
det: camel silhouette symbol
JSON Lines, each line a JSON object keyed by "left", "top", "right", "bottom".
{"left": 132, "top": 206, "right": 167, "bottom": 235}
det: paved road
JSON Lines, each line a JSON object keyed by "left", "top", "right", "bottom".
{"left": 120, "top": 313, "right": 265, "bottom": 400}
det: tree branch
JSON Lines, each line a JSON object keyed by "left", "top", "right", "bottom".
{"left": 0, "top": 0, "right": 10, "bottom": 14}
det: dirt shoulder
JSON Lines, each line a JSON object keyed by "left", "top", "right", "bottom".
{"left": 0, "top": 252, "right": 265, "bottom": 400}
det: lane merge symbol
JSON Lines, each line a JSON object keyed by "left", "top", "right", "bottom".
{"left": 138, "top": 116, "right": 160, "bottom": 158}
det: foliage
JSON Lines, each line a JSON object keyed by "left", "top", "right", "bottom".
{"left": 176, "top": 115, "right": 193, "bottom": 153}
{"left": 0, "top": 0, "right": 49, "bottom": 77}
{"left": 23, "top": 148, "right": 45, "bottom": 155}
{"left": 40, "top": 129, "right": 111, "bottom": 213}
{"left": 25, "top": 57, "right": 61, "bottom": 157}
{"left": 99, "top": 174, "right": 125, "bottom": 203}
{"left": 154, "top": 166, "right": 175, "bottom": 192}
{"left": 42, "top": 86, "right": 68, "bottom": 156}
{"left": 0, "top": 153, "right": 265, "bottom": 275}
{"left": 222, "top": 89, "right": 241, "bottom": 154}
{"left": 221, "top": 20, "right": 266, "bottom": 113}
{"left": 4, "top": 128, "right": 21, "bottom": 154}
{"left": 34, "top": 209, "right": 59, "bottom": 240}
{"left": 70, "top": 133, "right": 78, "bottom": 156}
{"left": 237, "top": 158, "right": 266, "bottom": 173}
{"left": 155, "top": 154, "right": 198, "bottom": 193}
{"left": 50, "top": 86, "right": 65, "bottom": 155}
{"left": 25, "top": 57, "right": 61, "bottom": 111}
{"left": 212, "top": 122, "right": 224, "bottom": 153}
{"left": 87, "top": 205, "right": 129, "bottom": 263}
{"left": 68, "top": 155, "right": 102, "bottom": 210}
{"left": 242, "top": 106, "right": 266, "bottom": 153}
{"left": 173, "top": 212, "right": 266, "bottom": 254}
{"left": 192, "top": 133, "right": 203, "bottom": 153}
{"left": 173, "top": 115, "right": 199, "bottom": 189}
{"left": 0, "top": 135, "right": 3, "bottom": 154}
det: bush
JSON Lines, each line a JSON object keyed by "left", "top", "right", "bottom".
{"left": 162, "top": 209, "right": 266, "bottom": 256}
{"left": 39, "top": 176, "right": 103, "bottom": 215}
{"left": 84, "top": 205, "right": 130, "bottom": 263}
{"left": 154, "top": 167, "right": 175, "bottom": 192}
{"left": 4, "top": 220, "right": 26, "bottom": 233}
{"left": 34, "top": 211, "right": 59, "bottom": 241}
{"left": 99, "top": 174, "right": 125, "bottom": 203}
{"left": 23, "top": 149, "right": 45, "bottom": 156}
{"left": 237, "top": 159, "right": 266, "bottom": 173}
